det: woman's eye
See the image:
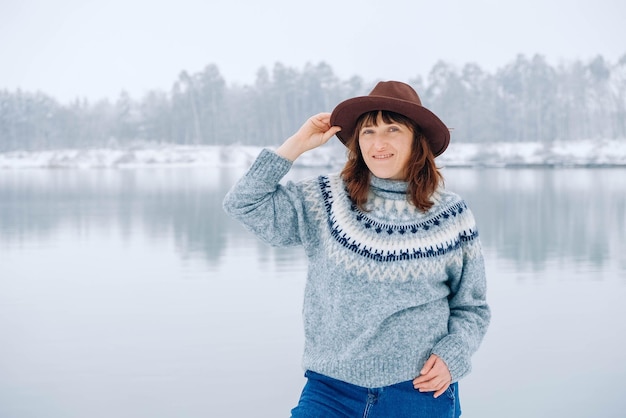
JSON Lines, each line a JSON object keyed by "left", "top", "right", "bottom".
{"left": 389, "top": 126, "right": 399, "bottom": 132}
{"left": 362, "top": 129, "right": 374, "bottom": 135}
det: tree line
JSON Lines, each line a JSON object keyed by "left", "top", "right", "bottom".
{"left": 1, "top": 54, "right": 625, "bottom": 151}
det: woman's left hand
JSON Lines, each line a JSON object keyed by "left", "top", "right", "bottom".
{"left": 412, "top": 354, "right": 452, "bottom": 398}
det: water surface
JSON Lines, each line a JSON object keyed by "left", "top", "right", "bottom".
{"left": 0, "top": 166, "right": 624, "bottom": 417}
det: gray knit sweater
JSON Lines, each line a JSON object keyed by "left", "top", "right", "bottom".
{"left": 223, "top": 149, "right": 490, "bottom": 388}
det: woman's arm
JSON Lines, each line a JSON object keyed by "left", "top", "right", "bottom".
{"left": 222, "top": 113, "right": 341, "bottom": 247}
{"left": 430, "top": 209, "right": 491, "bottom": 382}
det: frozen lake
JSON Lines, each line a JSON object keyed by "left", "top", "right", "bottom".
{"left": 0, "top": 163, "right": 625, "bottom": 417}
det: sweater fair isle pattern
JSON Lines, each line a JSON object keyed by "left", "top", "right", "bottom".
{"left": 223, "top": 149, "right": 490, "bottom": 388}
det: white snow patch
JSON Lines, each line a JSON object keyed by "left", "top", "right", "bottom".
{"left": 0, "top": 140, "right": 624, "bottom": 169}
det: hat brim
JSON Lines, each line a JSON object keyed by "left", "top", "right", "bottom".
{"left": 330, "top": 95, "right": 450, "bottom": 157}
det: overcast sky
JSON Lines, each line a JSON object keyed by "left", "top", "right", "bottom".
{"left": 1, "top": 0, "right": 624, "bottom": 104}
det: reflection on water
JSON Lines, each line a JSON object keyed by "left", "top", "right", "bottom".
{"left": 1, "top": 167, "right": 624, "bottom": 273}
{"left": 0, "top": 166, "right": 624, "bottom": 418}
{"left": 0, "top": 168, "right": 312, "bottom": 273}
{"left": 444, "top": 167, "right": 626, "bottom": 274}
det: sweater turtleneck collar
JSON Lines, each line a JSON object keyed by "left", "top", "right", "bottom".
{"left": 369, "top": 175, "right": 408, "bottom": 198}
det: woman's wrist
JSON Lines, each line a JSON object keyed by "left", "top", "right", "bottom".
{"left": 276, "top": 135, "right": 305, "bottom": 162}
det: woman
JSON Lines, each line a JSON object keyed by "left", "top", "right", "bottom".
{"left": 223, "top": 81, "right": 490, "bottom": 417}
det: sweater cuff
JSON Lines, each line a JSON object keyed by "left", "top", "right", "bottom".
{"left": 431, "top": 335, "right": 471, "bottom": 382}
{"left": 246, "top": 148, "right": 293, "bottom": 184}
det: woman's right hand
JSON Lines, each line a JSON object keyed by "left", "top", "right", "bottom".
{"left": 276, "top": 113, "right": 342, "bottom": 161}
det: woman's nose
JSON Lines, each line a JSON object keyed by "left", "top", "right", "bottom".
{"left": 373, "top": 135, "right": 386, "bottom": 149}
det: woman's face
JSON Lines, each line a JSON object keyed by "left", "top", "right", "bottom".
{"left": 358, "top": 114, "right": 414, "bottom": 180}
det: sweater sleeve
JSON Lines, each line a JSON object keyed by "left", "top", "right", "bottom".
{"left": 431, "top": 206, "right": 491, "bottom": 382}
{"left": 222, "top": 148, "right": 307, "bottom": 247}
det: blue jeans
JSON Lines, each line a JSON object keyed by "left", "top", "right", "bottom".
{"left": 291, "top": 370, "right": 461, "bottom": 418}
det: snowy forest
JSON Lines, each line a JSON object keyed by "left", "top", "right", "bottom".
{"left": 1, "top": 53, "right": 625, "bottom": 152}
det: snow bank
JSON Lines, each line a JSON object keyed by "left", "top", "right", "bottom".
{"left": 0, "top": 145, "right": 264, "bottom": 169}
{"left": 0, "top": 140, "right": 625, "bottom": 169}
{"left": 438, "top": 139, "right": 626, "bottom": 167}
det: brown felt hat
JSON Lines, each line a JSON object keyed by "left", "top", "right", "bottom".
{"left": 330, "top": 81, "right": 450, "bottom": 156}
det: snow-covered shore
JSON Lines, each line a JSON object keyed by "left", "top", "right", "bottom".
{"left": 1, "top": 139, "right": 625, "bottom": 169}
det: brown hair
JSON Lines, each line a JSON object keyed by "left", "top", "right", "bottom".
{"left": 340, "top": 110, "right": 444, "bottom": 212}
